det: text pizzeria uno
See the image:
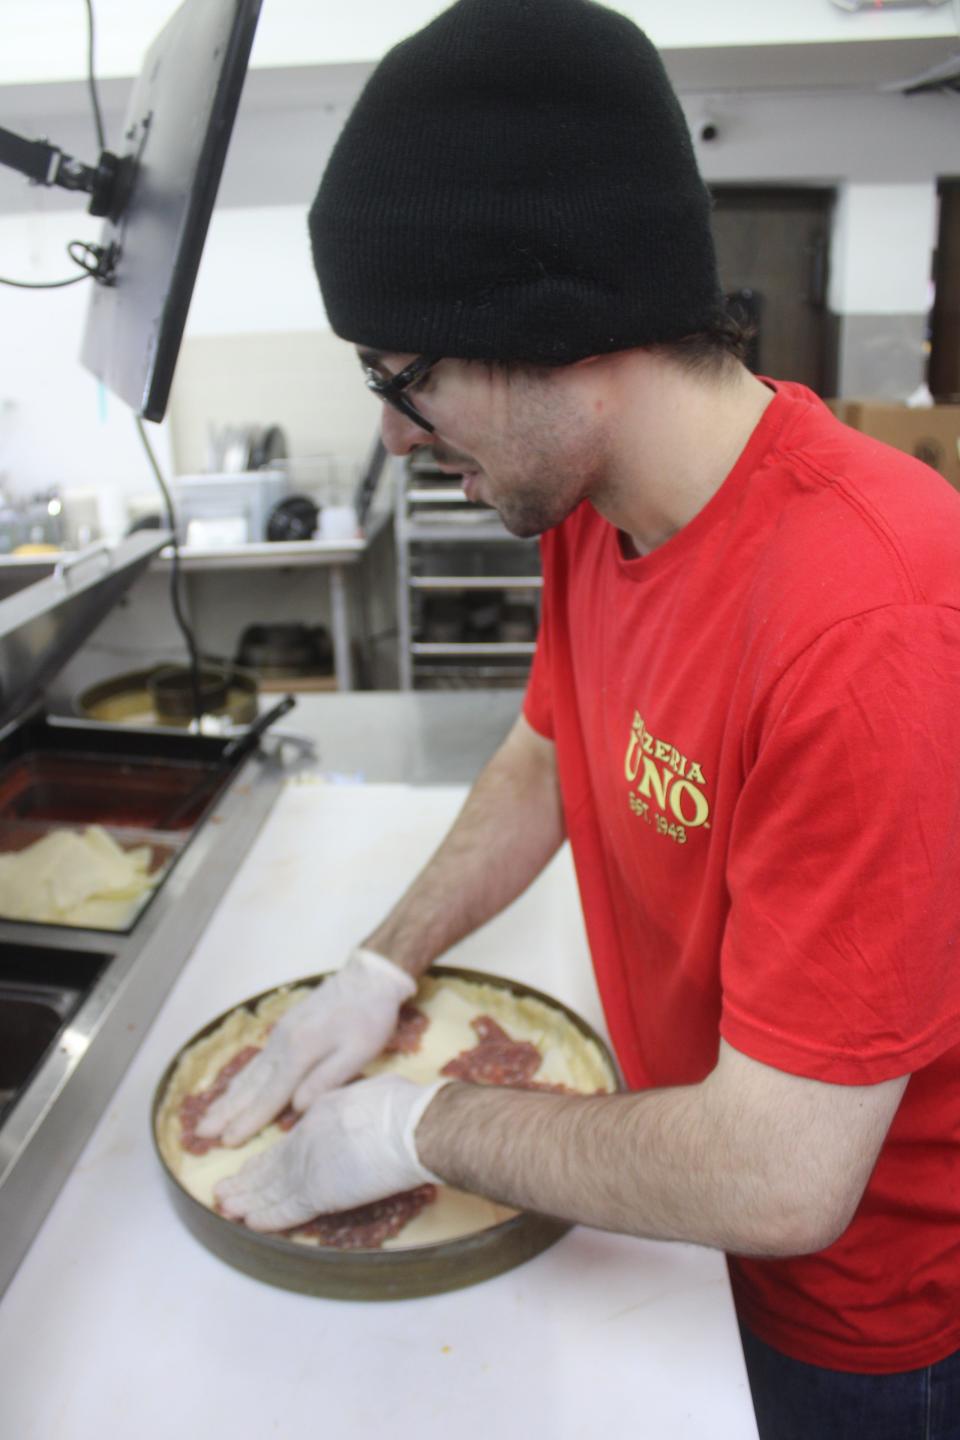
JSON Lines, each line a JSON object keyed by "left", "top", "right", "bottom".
{"left": 624, "top": 712, "right": 710, "bottom": 829}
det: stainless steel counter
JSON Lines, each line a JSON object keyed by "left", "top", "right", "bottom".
{"left": 272, "top": 688, "right": 523, "bottom": 783}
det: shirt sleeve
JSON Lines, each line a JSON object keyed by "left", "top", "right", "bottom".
{"left": 720, "top": 604, "right": 960, "bottom": 1085}
{"left": 522, "top": 537, "right": 555, "bottom": 741}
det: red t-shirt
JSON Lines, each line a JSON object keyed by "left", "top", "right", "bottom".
{"left": 523, "top": 380, "right": 960, "bottom": 1373}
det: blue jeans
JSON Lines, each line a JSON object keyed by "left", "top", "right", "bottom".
{"left": 739, "top": 1321, "right": 960, "bottom": 1440}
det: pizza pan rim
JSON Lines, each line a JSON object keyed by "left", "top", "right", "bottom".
{"left": 150, "top": 964, "right": 622, "bottom": 1300}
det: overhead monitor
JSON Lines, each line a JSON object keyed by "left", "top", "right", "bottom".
{"left": 79, "top": 0, "right": 262, "bottom": 421}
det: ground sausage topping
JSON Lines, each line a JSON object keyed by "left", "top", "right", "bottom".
{"left": 291, "top": 1184, "right": 438, "bottom": 1249}
{"left": 441, "top": 1015, "right": 543, "bottom": 1086}
{"left": 178, "top": 1045, "right": 261, "bottom": 1154}
{"left": 383, "top": 1001, "right": 429, "bottom": 1054}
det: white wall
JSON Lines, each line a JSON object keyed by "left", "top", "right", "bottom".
{"left": 3, "top": 0, "right": 956, "bottom": 84}
{"left": 0, "top": 207, "right": 175, "bottom": 536}
{"left": 689, "top": 90, "right": 957, "bottom": 187}
{"left": 829, "top": 183, "right": 939, "bottom": 317}
{"left": 183, "top": 206, "right": 324, "bottom": 334}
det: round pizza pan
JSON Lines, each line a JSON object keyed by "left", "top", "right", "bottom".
{"left": 76, "top": 664, "right": 258, "bottom": 728}
{"left": 151, "top": 965, "right": 621, "bottom": 1301}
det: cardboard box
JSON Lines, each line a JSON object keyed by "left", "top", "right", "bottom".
{"left": 826, "top": 400, "right": 960, "bottom": 492}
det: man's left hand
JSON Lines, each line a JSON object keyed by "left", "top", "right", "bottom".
{"left": 215, "top": 1074, "right": 446, "bottom": 1232}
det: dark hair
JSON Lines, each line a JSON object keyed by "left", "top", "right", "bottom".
{"left": 483, "top": 306, "right": 752, "bottom": 380}
{"left": 653, "top": 306, "right": 753, "bottom": 375}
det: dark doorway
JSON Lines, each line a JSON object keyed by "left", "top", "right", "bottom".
{"left": 928, "top": 179, "right": 960, "bottom": 403}
{"left": 711, "top": 187, "right": 836, "bottom": 395}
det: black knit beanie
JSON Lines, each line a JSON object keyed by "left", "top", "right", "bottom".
{"left": 309, "top": 0, "right": 721, "bottom": 363}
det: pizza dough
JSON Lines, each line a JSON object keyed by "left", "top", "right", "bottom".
{"left": 155, "top": 973, "right": 616, "bottom": 1250}
{"left": 0, "top": 824, "right": 157, "bottom": 929}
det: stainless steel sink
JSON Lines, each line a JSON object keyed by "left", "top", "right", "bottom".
{"left": 0, "top": 983, "right": 85, "bottom": 1118}
{"left": 0, "top": 557, "right": 59, "bottom": 604}
{"left": 0, "top": 943, "right": 110, "bottom": 1119}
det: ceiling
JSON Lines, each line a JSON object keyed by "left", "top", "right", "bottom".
{"left": 1, "top": 33, "right": 958, "bottom": 123}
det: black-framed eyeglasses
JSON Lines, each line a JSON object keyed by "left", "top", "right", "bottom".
{"left": 360, "top": 354, "right": 441, "bottom": 433}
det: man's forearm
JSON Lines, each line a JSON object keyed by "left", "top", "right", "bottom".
{"left": 416, "top": 1080, "right": 799, "bottom": 1258}
{"left": 415, "top": 1042, "right": 908, "bottom": 1259}
{"left": 363, "top": 715, "right": 564, "bottom": 979}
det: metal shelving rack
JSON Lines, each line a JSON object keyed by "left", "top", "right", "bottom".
{"left": 394, "top": 454, "right": 542, "bottom": 690}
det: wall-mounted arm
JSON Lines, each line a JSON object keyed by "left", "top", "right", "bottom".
{"left": 0, "top": 124, "right": 118, "bottom": 215}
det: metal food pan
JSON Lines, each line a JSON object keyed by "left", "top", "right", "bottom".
{"left": 0, "top": 818, "right": 185, "bottom": 934}
{"left": 76, "top": 664, "right": 258, "bottom": 729}
{"left": 152, "top": 965, "right": 621, "bottom": 1301}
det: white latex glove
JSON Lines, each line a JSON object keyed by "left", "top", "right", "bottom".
{"left": 195, "top": 948, "right": 416, "bottom": 1146}
{"left": 215, "top": 1074, "right": 447, "bottom": 1232}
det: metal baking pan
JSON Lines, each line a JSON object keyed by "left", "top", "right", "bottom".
{"left": 152, "top": 965, "right": 620, "bottom": 1301}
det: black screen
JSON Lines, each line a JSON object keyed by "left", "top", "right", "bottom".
{"left": 80, "top": 0, "right": 262, "bottom": 421}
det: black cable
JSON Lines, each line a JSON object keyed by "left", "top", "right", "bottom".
{"left": 134, "top": 416, "right": 204, "bottom": 724}
{"left": 0, "top": 0, "right": 112, "bottom": 292}
{"left": 83, "top": 0, "right": 106, "bottom": 151}
{"left": 0, "top": 1, "right": 110, "bottom": 289}
{"left": 0, "top": 238, "right": 111, "bottom": 289}
{"left": 0, "top": 269, "right": 92, "bottom": 289}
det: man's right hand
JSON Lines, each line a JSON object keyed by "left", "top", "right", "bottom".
{"left": 194, "top": 948, "right": 417, "bottom": 1147}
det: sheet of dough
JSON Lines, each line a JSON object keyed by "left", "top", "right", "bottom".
{"left": 156, "top": 975, "right": 616, "bottom": 1250}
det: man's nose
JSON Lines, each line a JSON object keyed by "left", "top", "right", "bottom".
{"left": 380, "top": 404, "right": 432, "bottom": 456}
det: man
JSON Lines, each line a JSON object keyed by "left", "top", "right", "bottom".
{"left": 198, "top": 1, "right": 960, "bottom": 1433}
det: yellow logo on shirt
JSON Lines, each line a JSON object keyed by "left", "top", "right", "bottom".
{"left": 624, "top": 711, "right": 710, "bottom": 842}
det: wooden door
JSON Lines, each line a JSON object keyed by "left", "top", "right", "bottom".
{"left": 929, "top": 180, "right": 960, "bottom": 403}
{"left": 711, "top": 187, "right": 836, "bottom": 395}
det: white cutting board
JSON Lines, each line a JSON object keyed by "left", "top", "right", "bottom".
{"left": 0, "top": 780, "right": 757, "bottom": 1440}
{"left": 173, "top": 775, "right": 610, "bottom": 1038}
